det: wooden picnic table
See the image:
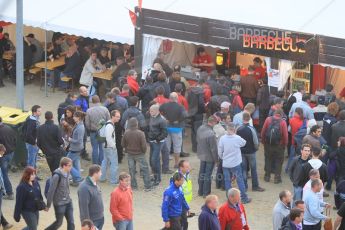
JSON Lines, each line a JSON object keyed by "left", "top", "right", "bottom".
{"left": 93, "top": 68, "right": 116, "bottom": 81}
{"left": 35, "top": 57, "right": 65, "bottom": 70}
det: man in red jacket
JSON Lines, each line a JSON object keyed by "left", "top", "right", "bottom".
{"left": 219, "top": 188, "right": 249, "bottom": 230}
{"left": 261, "top": 109, "right": 288, "bottom": 184}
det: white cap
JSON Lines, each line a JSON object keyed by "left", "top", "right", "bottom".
{"left": 221, "top": 101, "right": 231, "bottom": 109}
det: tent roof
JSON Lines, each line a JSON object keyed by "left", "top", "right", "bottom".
{"left": 141, "top": 0, "right": 344, "bottom": 39}
{"left": 0, "top": 0, "right": 135, "bottom": 44}
{"left": 0, "top": 0, "right": 344, "bottom": 44}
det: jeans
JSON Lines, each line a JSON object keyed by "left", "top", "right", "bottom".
{"left": 241, "top": 154, "right": 259, "bottom": 189}
{"left": 114, "top": 220, "right": 133, "bottom": 230}
{"left": 66, "top": 151, "right": 82, "bottom": 182}
{"left": 264, "top": 144, "right": 285, "bottom": 179}
{"left": 285, "top": 145, "right": 296, "bottom": 173}
{"left": 150, "top": 142, "right": 163, "bottom": 184}
{"left": 0, "top": 152, "right": 13, "bottom": 195}
{"left": 90, "top": 132, "right": 104, "bottom": 165}
{"left": 46, "top": 153, "right": 63, "bottom": 173}
{"left": 45, "top": 202, "right": 75, "bottom": 230}
{"left": 128, "top": 154, "right": 151, "bottom": 189}
{"left": 93, "top": 217, "right": 104, "bottom": 230}
{"left": 191, "top": 114, "right": 203, "bottom": 152}
{"left": 223, "top": 164, "right": 249, "bottom": 201}
{"left": 198, "top": 161, "right": 214, "bottom": 197}
{"left": 26, "top": 143, "right": 39, "bottom": 168}
{"left": 100, "top": 147, "right": 118, "bottom": 184}
{"left": 22, "top": 211, "right": 39, "bottom": 230}
{"left": 216, "top": 160, "right": 225, "bottom": 189}
{"left": 161, "top": 142, "right": 170, "bottom": 172}
{"left": 293, "top": 186, "right": 303, "bottom": 205}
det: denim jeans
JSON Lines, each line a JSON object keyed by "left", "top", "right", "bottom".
{"left": 160, "top": 142, "right": 170, "bottom": 172}
{"left": 66, "top": 151, "right": 82, "bottom": 182}
{"left": 90, "top": 132, "right": 104, "bottom": 165}
{"left": 241, "top": 153, "right": 259, "bottom": 189}
{"left": 128, "top": 154, "right": 151, "bottom": 189}
{"left": 149, "top": 142, "right": 163, "bottom": 184}
{"left": 198, "top": 161, "right": 214, "bottom": 197}
{"left": 45, "top": 201, "right": 75, "bottom": 230}
{"left": 22, "top": 211, "right": 39, "bottom": 230}
{"left": 93, "top": 217, "right": 104, "bottom": 230}
{"left": 223, "top": 164, "right": 249, "bottom": 201}
{"left": 0, "top": 152, "right": 13, "bottom": 195}
{"left": 100, "top": 147, "right": 118, "bottom": 184}
{"left": 285, "top": 145, "right": 296, "bottom": 173}
{"left": 26, "top": 143, "right": 39, "bottom": 168}
{"left": 114, "top": 220, "right": 133, "bottom": 230}
{"left": 293, "top": 186, "right": 303, "bottom": 205}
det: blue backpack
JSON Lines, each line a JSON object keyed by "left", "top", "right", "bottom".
{"left": 44, "top": 172, "right": 62, "bottom": 198}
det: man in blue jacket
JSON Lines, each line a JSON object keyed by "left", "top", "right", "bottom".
{"left": 162, "top": 172, "right": 189, "bottom": 230}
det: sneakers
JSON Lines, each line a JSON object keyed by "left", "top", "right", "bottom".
{"left": 162, "top": 169, "right": 175, "bottom": 174}
{"left": 3, "top": 194, "right": 14, "bottom": 200}
{"left": 180, "top": 152, "right": 190, "bottom": 158}
{"left": 252, "top": 186, "right": 265, "bottom": 192}
{"left": 241, "top": 198, "right": 252, "bottom": 204}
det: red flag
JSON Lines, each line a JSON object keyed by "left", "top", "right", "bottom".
{"left": 138, "top": 0, "right": 142, "bottom": 12}
{"left": 129, "top": 10, "right": 137, "bottom": 27}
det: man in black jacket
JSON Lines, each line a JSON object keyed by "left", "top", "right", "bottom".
{"left": 0, "top": 117, "right": 16, "bottom": 200}
{"left": 148, "top": 104, "right": 168, "bottom": 186}
{"left": 237, "top": 112, "right": 265, "bottom": 192}
{"left": 289, "top": 144, "right": 311, "bottom": 204}
{"left": 37, "top": 111, "right": 64, "bottom": 173}
{"left": 57, "top": 92, "right": 77, "bottom": 123}
{"left": 24, "top": 105, "right": 41, "bottom": 170}
{"left": 331, "top": 110, "right": 345, "bottom": 149}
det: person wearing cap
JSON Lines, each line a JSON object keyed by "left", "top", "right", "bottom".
{"left": 218, "top": 188, "right": 250, "bottom": 230}
{"left": 196, "top": 115, "right": 219, "bottom": 197}
{"left": 218, "top": 122, "right": 251, "bottom": 203}
{"left": 192, "top": 47, "right": 214, "bottom": 74}
{"left": 313, "top": 96, "right": 327, "bottom": 127}
{"left": 26, "top": 33, "right": 43, "bottom": 64}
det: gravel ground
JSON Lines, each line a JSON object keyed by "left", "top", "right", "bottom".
{"left": 0, "top": 79, "right": 337, "bottom": 230}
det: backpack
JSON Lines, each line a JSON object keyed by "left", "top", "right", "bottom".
{"left": 265, "top": 117, "right": 282, "bottom": 145}
{"left": 18, "top": 116, "right": 30, "bottom": 141}
{"left": 44, "top": 172, "right": 62, "bottom": 198}
{"left": 96, "top": 119, "right": 112, "bottom": 143}
{"left": 294, "top": 119, "right": 307, "bottom": 151}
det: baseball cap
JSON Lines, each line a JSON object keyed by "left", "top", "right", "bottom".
{"left": 221, "top": 101, "right": 231, "bottom": 109}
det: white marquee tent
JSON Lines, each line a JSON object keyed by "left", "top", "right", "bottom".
{"left": 0, "top": 0, "right": 344, "bottom": 43}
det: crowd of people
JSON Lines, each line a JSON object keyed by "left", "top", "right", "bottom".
{"left": 2, "top": 31, "right": 345, "bottom": 229}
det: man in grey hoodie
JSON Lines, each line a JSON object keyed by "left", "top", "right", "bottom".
{"left": 46, "top": 157, "right": 75, "bottom": 230}
{"left": 78, "top": 165, "right": 104, "bottom": 230}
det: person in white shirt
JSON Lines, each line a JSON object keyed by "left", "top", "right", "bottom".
{"left": 99, "top": 110, "right": 121, "bottom": 185}
{"left": 302, "top": 169, "right": 324, "bottom": 211}
{"left": 292, "top": 85, "right": 305, "bottom": 103}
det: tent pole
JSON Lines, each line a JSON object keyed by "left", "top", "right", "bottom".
{"left": 16, "top": 0, "right": 24, "bottom": 110}
{"left": 44, "top": 29, "right": 48, "bottom": 97}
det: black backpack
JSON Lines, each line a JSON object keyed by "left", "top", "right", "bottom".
{"left": 265, "top": 117, "right": 282, "bottom": 145}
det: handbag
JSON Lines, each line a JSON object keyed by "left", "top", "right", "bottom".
{"left": 34, "top": 198, "right": 46, "bottom": 211}
{"left": 323, "top": 208, "right": 332, "bottom": 230}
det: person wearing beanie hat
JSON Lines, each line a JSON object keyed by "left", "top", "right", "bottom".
{"left": 313, "top": 96, "right": 327, "bottom": 127}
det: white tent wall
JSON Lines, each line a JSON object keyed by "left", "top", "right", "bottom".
{"left": 3, "top": 24, "right": 53, "bottom": 46}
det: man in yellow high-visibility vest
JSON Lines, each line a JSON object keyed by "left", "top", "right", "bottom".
{"left": 173, "top": 160, "right": 192, "bottom": 230}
